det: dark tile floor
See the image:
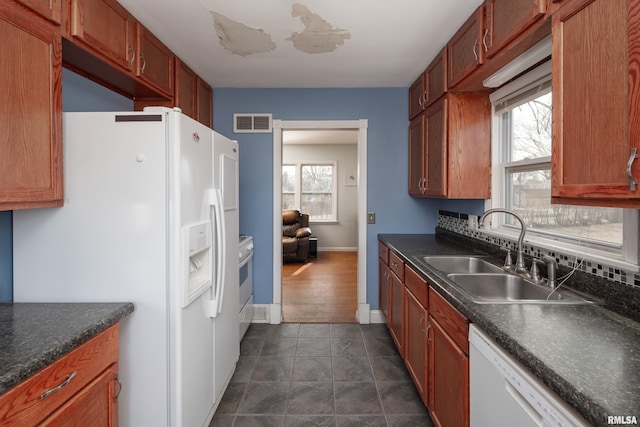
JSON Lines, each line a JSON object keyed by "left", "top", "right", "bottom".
{"left": 210, "top": 323, "right": 435, "bottom": 427}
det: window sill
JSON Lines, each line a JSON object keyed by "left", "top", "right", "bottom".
{"left": 310, "top": 220, "right": 338, "bottom": 225}
{"left": 481, "top": 226, "right": 640, "bottom": 274}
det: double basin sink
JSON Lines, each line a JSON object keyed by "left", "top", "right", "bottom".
{"left": 418, "top": 256, "right": 595, "bottom": 304}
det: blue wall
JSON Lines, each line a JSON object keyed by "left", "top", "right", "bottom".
{"left": 213, "top": 88, "right": 477, "bottom": 309}
{"left": 0, "top": 69, "right": 133, "bottom": 302}
{"left": 1, "top": 78, "right": 485, "bottom": 307}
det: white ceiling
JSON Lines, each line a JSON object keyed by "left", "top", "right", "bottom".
{"left": 118, "top": 0, "right": 484, "bottom": 88}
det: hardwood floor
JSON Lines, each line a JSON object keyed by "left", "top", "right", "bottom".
{"left": 282, "top": 251, "right": 357, "bottom": 323}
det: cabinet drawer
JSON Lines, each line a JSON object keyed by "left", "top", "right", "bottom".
{"left": 0, "top": 325, "right": 119, "bottom": 425}
{"left": 405, "top": 266, "right": 428, "bottom": 308}
{"left": 389, "top": 251, "right": 405, "bottom": 282}
{"left": 428, "top": 287, "right": 468, "bottom": 353}
{"left": 378, "top": 242, "right": 389, "bottom": 264}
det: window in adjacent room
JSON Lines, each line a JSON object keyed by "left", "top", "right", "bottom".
{"left": 282, "top": 162, "right": 337, "bottom": 222}
{"left": 490, "top": 61, "right": 637, "bottom": 262}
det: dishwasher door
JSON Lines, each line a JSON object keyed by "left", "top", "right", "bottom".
{"left": 469, "top": 325, "right": 589, "bottom": 427}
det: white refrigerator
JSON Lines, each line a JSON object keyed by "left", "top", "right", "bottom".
{"left": 13, "top": 107, "right": 239, "bottom": 427}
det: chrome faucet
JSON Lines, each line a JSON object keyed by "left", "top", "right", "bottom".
{"left": 479, "top": 208, "right": 528, "bottom": 274}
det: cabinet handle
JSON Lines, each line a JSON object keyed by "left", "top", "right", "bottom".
{"left": 140, "top": 53, "right": 147, "bottom": 73}
{"left": 482, "top": 29, "right": 489, "bottom": 52}
{"left": 473, "top": 39, "right": 479, "bottom": 62}
{"left": 115, "top": 373, "right": 122, "bottom": 399}
{"left": 40, "top": 371, "right": 77, "bottom": 400}
{"left": 627, "top": 148, "right": 638, "bottom": 191}
{"left": 419, "top": 314, "right": 425, "bottom": 334}
{"left": 128, "top": 45, "right": 135, "bottom": 67}
{"left": 418, "top": 94, "right": 423, "bottom": 108}
{"left": 426, "top": 321, "right": 432, "bottom": 342}
{"left": 422, "top": 91, "right": 427, "bottom": 107}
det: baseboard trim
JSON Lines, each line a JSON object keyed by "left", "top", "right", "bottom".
{"left": 369, "top": 310, "right": 386, "bottom": 324}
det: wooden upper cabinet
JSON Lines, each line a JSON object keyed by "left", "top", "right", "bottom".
{"left": 423, "top": 99, "right": 447, "bottom": 198}
{"left": 136, "top": 23, "right": 174, "bottom": 97}
{"left": 0, "top": 8, "right": 63, "bottom": 210}
{"left": 408, "top": 94, "right": 491, "bottom": 199}
{"left": 552, "top": 0, "right": 640, "bottom": 206}
{"left": 448, "top": 5, "right": 485, "bottom": 88}
{"left": 409, "top": 73, "right": 426, "bottom": 120}
{"left": 196, "top": 77, "right": 213, "bottom": 128}
{"left": 425, "top": 47, "right": 447, "bottom": 106}
{"left": 14, "top": 0, "right": 62, "bottom": 24}
{"left": 175, "top": 58, "right": 197, "bottom": 119}
{"left": 70, "top": 0, "right": 135, "bottom": 72}
{"left": 484, "top": 0, "right": 547, "bottom": 58}
{"left": 409, "top": 114, "right": 425, "bottom": 196}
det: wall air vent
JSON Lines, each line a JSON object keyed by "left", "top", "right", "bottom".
{"left": 233, "top": 113, "right": 273, "bottom": 133}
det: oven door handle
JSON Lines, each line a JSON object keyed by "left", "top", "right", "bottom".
{"left": 239, "top": 252, "right": 253, "bottom": 268}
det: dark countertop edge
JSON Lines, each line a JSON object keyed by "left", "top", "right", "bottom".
{"left": 378, "top": 233, "right": 635, "bottom": 426}
{"left": 0, "top": 303, "right": 134, "bottom": 395}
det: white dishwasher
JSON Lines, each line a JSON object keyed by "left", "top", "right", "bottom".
{"left": 469, "top": 324, "right": 590, "bottom": 427}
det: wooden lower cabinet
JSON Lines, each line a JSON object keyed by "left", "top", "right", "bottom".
{"left": 404, "top": 288, "right": 428, "bottom": 405}
{"left": 389, "top": 271, "right": 404, "bottom": 355}
{"left": 378, "top": 245, "right": 470, "bottom": 425}
{"left": 0, "top": 325, "right": 120, "bottom": 426}
{"left": 41, "top": 363, "right": 119, "bottom": 426}
{"left": 428, "top": 317, "right": 469, "bottom": 427}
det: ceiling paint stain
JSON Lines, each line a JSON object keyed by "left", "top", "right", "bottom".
{"left": 287, "top": 3, "right": 351, "bottom": 54}
{"left": 211, "top": 12, "right": 276, "bottom": 57}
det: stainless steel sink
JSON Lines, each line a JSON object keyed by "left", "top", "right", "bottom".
{"left": 421, "top": 256, "right": 504, "bottom": 274}
{"left": 446, "top": 273, "right": 593, "bottom": 304}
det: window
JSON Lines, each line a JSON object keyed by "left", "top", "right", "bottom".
{"left": 490, "top": 62, "right": 637, "bottom": 262}
{"left": 282, "top": 162, "right": 337, "bottom": 222}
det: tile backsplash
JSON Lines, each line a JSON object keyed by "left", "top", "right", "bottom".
{"left": 437, "top": 210, "right": 640, "bottom": 290}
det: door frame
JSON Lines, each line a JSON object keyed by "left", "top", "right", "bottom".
{"left": 272, "top": 119, "right": 369, "bottom": 324}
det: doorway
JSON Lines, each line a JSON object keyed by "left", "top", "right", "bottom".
{"left": 281, "top": 130, "right": 358, "bottom": 322}
{"left": 272, "top": 120, "right": 369, "bottom": 324}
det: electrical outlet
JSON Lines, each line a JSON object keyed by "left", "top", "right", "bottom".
{"left": 367, "top": 212, "right": 376, "bottom": 224}
{"left": 468, "top": 214, "right": 478, "bottom": 230}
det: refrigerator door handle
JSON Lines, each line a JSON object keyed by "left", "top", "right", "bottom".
{"left": 207, "top": 188, "right": 226, "bottom": 318}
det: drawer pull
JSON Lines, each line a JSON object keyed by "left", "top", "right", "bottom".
{"left": 40, "top": 371, "right": 77, "bottom": 400}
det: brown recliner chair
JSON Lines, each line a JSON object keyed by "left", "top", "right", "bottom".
{"left": 282, "top": 210, "right": 312, "bottom": 263}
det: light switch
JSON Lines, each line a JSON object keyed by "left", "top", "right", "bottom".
{"left": 367, "top": 212, "right": 376, "bottom": 224}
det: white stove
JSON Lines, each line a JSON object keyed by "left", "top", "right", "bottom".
{"left": 239, "top": 235, "right": 254, "bottom": 339}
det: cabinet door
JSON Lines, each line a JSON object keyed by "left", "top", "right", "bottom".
{"left": 14, "top": 0, "right": 62, "bottom": 24}
{"left": 389, "top": 271, "right": 404, "bottom": 356}
{"left": 0, "top": 13, "right": 63, "bottom": 210}
{"left": 409, "top": 114, "right": 425, "bottom": 196}
{"left": 428, "top": 317, "right": 469, "bottom": 427}
{"left": 41, "top": 363, "right": 119, "bottom": 427}
{"left": 485, "top": 0, "right": 547, "bottom": 58}
{"left": 552, "top": 0, "right": 640, "bottom": 205}
{"left": 196, "top": 77, "right": 213, "bottom": 128}
{"left": 423, "top": 99, "right": 447, "bottom": 197}
{"left": 379, "top": 260, "right": 390, "bottom": 322}
{"left": 409, "top": 73, "right": 426, "bottom": 119}
{"left": 405, "top": 289, "right": 428, "bottom": 405}
{"left": 175, "top": 58, "right": 197, "bottom": 119}
{"left": 425, "top": 47, "right": 447, "bottom": 106}
{"left": 136, "top": 23, "right": 174, "bottom": 97}
{"left": 70, "top": 0, "right": 135, "bottom": 72}
{"left": 448, "top": 6, "right": 485, "bottom": 88}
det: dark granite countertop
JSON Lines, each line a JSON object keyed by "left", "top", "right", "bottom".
{"left": 379, "top": 233, "right": 640, "bottom": 427}
{"left": 0, "top": 302, "right": 134, "bottom": 395}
